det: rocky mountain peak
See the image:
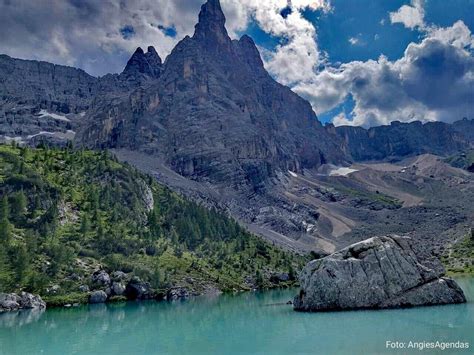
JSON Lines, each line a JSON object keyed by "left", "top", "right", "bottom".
{"left": 193, "top": 0, "right": 230, "bottom": 48}
{"left": 123, "top": 46, "right": 162, "bottom": 78}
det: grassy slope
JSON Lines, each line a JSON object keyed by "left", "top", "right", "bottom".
{"left": 442, "top": 233, "right": 474, "bottom": 276}
{"left": 0, "top": 144, "right": 306, "bottom": 304}
{"left": 445, "top": 150, "right": 474, "bottom": 172}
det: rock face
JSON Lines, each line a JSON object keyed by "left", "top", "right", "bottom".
{"left": 77, "top": 0, "right": 348, "bottom": 191}
{"left": 0, "top": 292, "right": 46, "bottom": 312}
{"left": 294, "top": 236, "right": 466, "bottom": 312}
{"left": 122, "top": 46, "right": 162, "bottom": 79}
{"left": 331, "top": 120, "right": 473, "bottom": 162}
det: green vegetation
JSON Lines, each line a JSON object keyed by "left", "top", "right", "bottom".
{"left": 445, "top": 150, "right": 474, "bottom": 172}
{"left": 442, "top": 231, "right": 474, "bottom": 276}
{"left": 0, "top": 143, "right": 305, "bottom": 303}
{"left": 337, "top": 186, "right": 402, "bottom": 210}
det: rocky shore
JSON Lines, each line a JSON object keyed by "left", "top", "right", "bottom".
{"left": 0, "top": 292, "right": 46, "bottom": 313}
{"left": 294, "top": 235, "right": 466, "bottom": 312}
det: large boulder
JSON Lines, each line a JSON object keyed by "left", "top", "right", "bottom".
{"left": 294, "top": 235, "right": 466, "bottom": 312}
{"left": 0, "top": 293, "right": 46, "bottom": 312}
{"left": 0, "top": 294, "right": 20, "bottom": 312}
{"left": 89, "top": 290, "right": 108, "bottom": 304}
{"left": 91, "top": 270, "right": 111, "bottom": 287}
{"left": 125, "top": 276, "right": 153, "bottom": 300}
{"left": 18, "top": 292, "right": 46, "bottom": 310}
{"left": 112, "top": 282, "right": 126, "bottom": 296}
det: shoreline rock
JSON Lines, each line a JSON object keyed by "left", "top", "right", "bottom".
{"left": 0, "top": 292, "right": 46, "bottom": 313}
{"left": 89, "top": 290, "right": 108, "bottom": 304}
{"left": 294, "top": 235, "right": 466, "bottom": 312}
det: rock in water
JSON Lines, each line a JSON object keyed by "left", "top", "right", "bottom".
{"left": 294, "top": 236, "right": 466, "bottom": 311}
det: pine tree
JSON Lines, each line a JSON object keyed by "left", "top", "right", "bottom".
{"left": 10, "top": 190, "right": 27, "bottom": 217}
{"left": 0, "top": 245, "right": 12, "bottom": 292}
{"left": 80, "top": 214, "right": 91, "bottom": 236}
{"left": 11, "top": 244, "right": 29, "bottom": 283}
{"left": 0, "top": 196, "right": 11, "bottom": 243}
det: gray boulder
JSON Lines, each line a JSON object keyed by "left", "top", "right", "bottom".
{"left": 125, "top": 276, "right": 152, "bottom": 300}
{"left": 89, "top": 290, "right": 108, "bottom": 304}
{"left": 0, "top": 294, "right": 20, "bottom": 312}
{"left": 112, "top": 282, "right": 126, "bottom": 296}
{"left": 91, "top": 270, "right": 111, "bottom": 287}
{"left": 18, "top": 292, "right": 46, "bottom": 310}
{"left": 0, "top": 293, "right": 46, "bottom": 312}
{"left": 167, "top": 288, "right": 190, "bottom": 301}
{"left": 294, "top": 235, "right": 466, "bottom": 312}
{"left": 111, "top": 271, "right": 127, "bottom": 281}
{"left": 78, "top": 285, "right": 90, "bottom": 293}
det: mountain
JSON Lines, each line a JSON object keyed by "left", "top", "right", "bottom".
{"left": 331, "top": 119, "right": 473, "bottom": 162}
{"left": 0, "top": 54, "right": 97, "bottom": 144}
{"left": 77, "top": 0, "right": 348, "bottom": 191}
{"left": 0, "top": 0, "right": 472, "bottom": 256}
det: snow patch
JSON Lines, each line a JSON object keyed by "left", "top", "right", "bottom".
{"left": 38, "top": 109, "right": 71, "bottom": 122}
{"left": 329, "top": 167, "right": 359, "bottom": 177}
{"left": 288, "top": 171, "right": 298, "bottom": 178}
{"left": 1, "top": 136, "right": 24, "bottom": 143}
{"left": 26, "top": 130, "right": 75, "bottom": 140}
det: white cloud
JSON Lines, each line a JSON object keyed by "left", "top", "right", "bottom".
{"left": 304, "top": 22, "right": 474, "bottom": 127}
{"left": 348, "top": 37, "right": 359, "bottom": 45}
{"left": 0, "top": 0, "right": 472, "bottom": 128}
{"left": 389, "top": 0, "right": 425, "bottom": 30}
{"left": 221, "top": 0, "right": 331, "bottom": 86}
{"left": 332, "top": 112, "right": 355, "bottom": 126}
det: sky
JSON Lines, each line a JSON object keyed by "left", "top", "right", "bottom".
{"left": 0, "top": 0, "right": 472, "bottom": 127}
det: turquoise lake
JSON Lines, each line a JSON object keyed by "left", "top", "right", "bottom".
{"left": 1, "top": 278, "right": 473, "bottom": 355}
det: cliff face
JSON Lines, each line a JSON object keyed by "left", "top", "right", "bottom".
{"left": 332, "top": 120, "right": 473, "bottom": 162}
{"left": 77, "top": 0, "right": 348, "bottom": 191}
{"left": 0, "top": 54, "right": 98, "bottom": 141}
{"left": 0, "top": 0, "right": 472, "bottom": 253}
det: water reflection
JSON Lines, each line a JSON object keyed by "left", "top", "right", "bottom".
{"left": 0, "top": 282, "right": 473, "bottom": 355}
{"left": 0, "top": 308, "right": 45, "bottom": 328}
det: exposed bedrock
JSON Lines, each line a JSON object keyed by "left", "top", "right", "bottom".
{"left": 294, "top": 235, "right": 466, "bottom": 312}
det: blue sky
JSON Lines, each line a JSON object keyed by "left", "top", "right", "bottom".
{"left": 0, "top": 0, "right": 472, "bottom": 127}
{"left": 242, "top": 0, "right": 474, "bottom": 124}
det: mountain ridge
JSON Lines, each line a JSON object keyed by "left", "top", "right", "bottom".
{"left": 0, "top": 0, "right": 472, "bottom": 254}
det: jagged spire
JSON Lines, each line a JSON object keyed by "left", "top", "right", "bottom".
{"left": 193, "top": 0, "right": 230, "bottom": 47}
{"left": 123, "top": 46, "right": 162, "bottom": 78}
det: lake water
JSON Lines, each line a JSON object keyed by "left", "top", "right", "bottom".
{"left": 1, "top": 278, "right": 473, "bottom": 355}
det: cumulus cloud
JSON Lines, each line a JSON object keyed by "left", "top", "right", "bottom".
{"left": 0, "top": 0, "right": 209, "bottom": 75}
{"left": 389, "top": 0, "right": 425, "bottom": 30}
{"left": 0, "top": 0, "right": 330, "bottom": 78}
{"left": 286, "top": 0, "right": 474, "bottom": 127}
{"left": 299, "top": 22, "right": 474, "bottom": 127}
{"left": 0, "top": 0, "right": 472, "bottom": 127}
{"left": 221, "top": 0, "right": 331, "bottom": 86}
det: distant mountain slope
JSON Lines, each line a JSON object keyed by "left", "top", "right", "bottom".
{"left": 331, "top": 119, "right": 473, "bottom": 162}
{"left": 0, "top": 54, "right": 98, "bottom": 142}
